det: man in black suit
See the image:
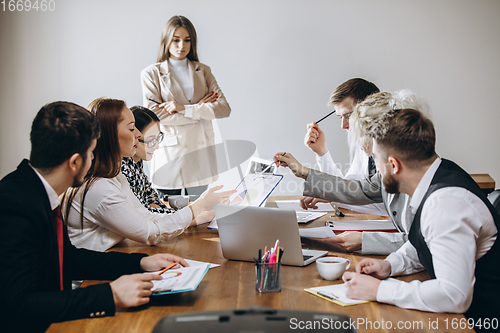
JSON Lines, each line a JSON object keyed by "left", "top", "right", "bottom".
{"left": 0, "top": 102, "right": 188, "bottom": 332}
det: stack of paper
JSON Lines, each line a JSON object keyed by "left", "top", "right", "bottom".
{"left": 327, "top": 219, "right": 397, "bottom": 232}
{"left": 299, "top": 226, "right": 336, "bottom": 239}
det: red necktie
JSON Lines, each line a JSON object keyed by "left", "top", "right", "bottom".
{"left": 53, "top": 206, "right": 64, "bottom": 290}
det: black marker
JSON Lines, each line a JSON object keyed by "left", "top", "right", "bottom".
{"left": 148, "top": 98, "right": 161, "bottom": 105}
{"left": 315, "top": 110, "right": 336, "bottom": 124}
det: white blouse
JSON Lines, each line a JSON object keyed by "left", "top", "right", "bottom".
{"left": 66, "top": 174, "right": 192, "bottom": 252}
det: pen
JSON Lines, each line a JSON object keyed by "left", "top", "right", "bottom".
{"left": 331, "top": 204, "right": 345, "bottom": 217}
{"left": 157, "top": 262, "right": 176, "bottom": 275}
{"left": 318, "top": 290, "right": 339, "bottom": 300}
{"left": 259, "top": 163, "right": 274, "bottom": 174}
{"left": 315, "top": 110, "right": 336, "bottom": 124}
{"left": 148, "top": 98, "right": 162, "bottom": 105}
{"left": 274, "top": 152, "right": 287, "bottom": 168}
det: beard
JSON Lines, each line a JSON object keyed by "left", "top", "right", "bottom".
{"left": 71, "top": 162, "right": 88, "bottom": 187}
{"left": 382, "top": 172, "right": 400, "bottom": 194}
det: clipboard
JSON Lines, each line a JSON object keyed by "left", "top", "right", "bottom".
{"left": 207, "top": 173, "right": 283, "bottom": 230}
{"left": 152, "top": 264, "right": 210, "bottom": 296}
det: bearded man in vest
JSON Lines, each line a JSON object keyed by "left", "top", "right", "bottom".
{"left": 341, "top": 93, "right": 499, "bottom": 331}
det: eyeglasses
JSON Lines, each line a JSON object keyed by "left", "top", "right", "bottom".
{"left": 138, "top": 132, "right": 164, "bottom": 148}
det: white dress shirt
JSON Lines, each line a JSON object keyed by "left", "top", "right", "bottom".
{"left": 316, "top": 148, "right": 369, "bottom": 180}
{"left": 67, "top": 174, "right": 193, "bottom": 252}
{"left": 31, "top": 165, "right": 59, "bottom": 210}
{"left": 377, "top": 157, "right": 498, "bottom": 313}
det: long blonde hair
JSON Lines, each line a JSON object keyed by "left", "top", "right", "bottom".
{"left": 157, "top": 15, "right": 199, "bottom": 63}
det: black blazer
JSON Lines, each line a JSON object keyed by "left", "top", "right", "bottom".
{"left": 0, "top": 160, "right": 148, "bottom": 332}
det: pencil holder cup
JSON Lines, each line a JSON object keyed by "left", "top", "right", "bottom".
{"left": 255, "top": 262, "right": 281, "bottom": 293}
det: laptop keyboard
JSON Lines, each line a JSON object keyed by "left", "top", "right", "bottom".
{"left": 303, "top": 254, "right": 313, "bottom": 261}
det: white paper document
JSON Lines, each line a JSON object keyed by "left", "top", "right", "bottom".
{"left": 185, "top": 259, "right": 220, "bottom": 269}
{"left": 299, "top": 226, "right": 336, "bottom": 239}
{"left": 332, "top": 201, "right": 389, "bottom": 216}
{"left": 275, "top": 200, "right": 334, "bottom": 212}
{"left": 326, "top": 219, "right": 397, "bottom": 232}
{"left": 309, "top": 283, "right": 368, "bottom": 305}
{"left": 150, "top": 263, "right": 210, "bottom": 295}
{"left": 296, "top": 211, "right": 327, "bottom": 223}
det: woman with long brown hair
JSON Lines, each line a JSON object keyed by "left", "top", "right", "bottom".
{"left": 141, "top": 15, "right": 231, "bottom": 198}
{"left": 64, "top": 98, "right": 234, "bottom": 252}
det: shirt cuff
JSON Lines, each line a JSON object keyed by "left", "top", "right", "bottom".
{"left": 385, "top": 254, "right": 404, "bottom": 276}
{"left": 178, "top": 206, "right": 194, "bottom": 225}
{"left": 184, "top": 105, "right": 194, "bottom": 118}
{"left": 316, "top": 150, "right": 332, "bottom": 167}
{"left": 376, "top": 278, "right": 400, "bottom": 304}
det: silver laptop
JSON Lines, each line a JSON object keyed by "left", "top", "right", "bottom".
{"left": 215, "top": 205, "right": 328, "bottom": 266}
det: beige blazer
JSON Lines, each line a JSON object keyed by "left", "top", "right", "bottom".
{"left": 141, "top": 60, "right": 231, "bottom": 189}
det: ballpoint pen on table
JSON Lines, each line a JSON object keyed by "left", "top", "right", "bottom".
{"left": 317, "top": 290, "right": 339, "bottom": 300}
{"left": 331, "top": 204, "right": 345, "bottom": 217}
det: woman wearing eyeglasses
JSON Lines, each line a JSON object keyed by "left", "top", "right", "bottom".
{"left": 64, "top": 98, "right": 235, "bottom": 252}
{"left": 121, "top": 106, "right": 172, "bottom": 214}
{"left": 141, "top": 15, "right": 231, "bottom": 198}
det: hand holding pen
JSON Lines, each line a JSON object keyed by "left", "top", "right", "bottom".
{"left": 273, "top": 152, "right": 310, "bottom": 180}
{"left": 305, "top": 122, "right": 328, "bottom": 157}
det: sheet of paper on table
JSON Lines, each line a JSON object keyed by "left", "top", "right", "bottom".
{"left": 326, "top": 219, "right": 397, "bottom": 232}
{"left": 296, "top": 211, "right": 327, "bottom": 223}
{"left": 299, "top": 226, "right": 336, "bottom": 239}
{"left": 305, "top": 283, "right": 369, "bottom": 306}
{"left": 275, "top": 199, "right": 333, "bottom": 212}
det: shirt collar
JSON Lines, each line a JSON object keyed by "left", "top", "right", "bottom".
{"left": 30, "top": 165, "right": 60, "bottom": 210}
{"left": 409, "top": 157, "right": 442, "bottom": 214}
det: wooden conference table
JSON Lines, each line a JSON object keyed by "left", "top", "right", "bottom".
{"left": 47, "top": 196, "right": 474, "bottom": 333}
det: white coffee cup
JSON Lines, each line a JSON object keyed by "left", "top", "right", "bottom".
{"left": 168, "top": 195, "right": 190, "bottom": 210}
{"left": 316, "top": 257, "right": 351, "bottom": 280}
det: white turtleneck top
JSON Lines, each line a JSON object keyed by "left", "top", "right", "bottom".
{"left": 168, "top": 58, "right": 194, "bottom": 102}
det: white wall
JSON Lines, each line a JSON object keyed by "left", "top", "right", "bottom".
{"left": 1, "top": 0, "right": 499, "bottom": 194}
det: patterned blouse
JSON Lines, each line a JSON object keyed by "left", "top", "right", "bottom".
{"left": 121, "top": 157, "right": 175, "bottom": 214}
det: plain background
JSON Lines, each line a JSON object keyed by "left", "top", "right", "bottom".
{"left": 1, "top": 0, "right": 499, "bottom": 194}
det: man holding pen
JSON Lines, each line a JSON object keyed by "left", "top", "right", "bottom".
{"left": 0, "top": 102, "right": 188, "bottom": 332}
{"left": 302, "top": 78, "right": 392, "bottom": 253}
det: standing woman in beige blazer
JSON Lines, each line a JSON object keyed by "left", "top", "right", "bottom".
{"left": 141, "top": 15, "right": 231, "bottom": 197}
